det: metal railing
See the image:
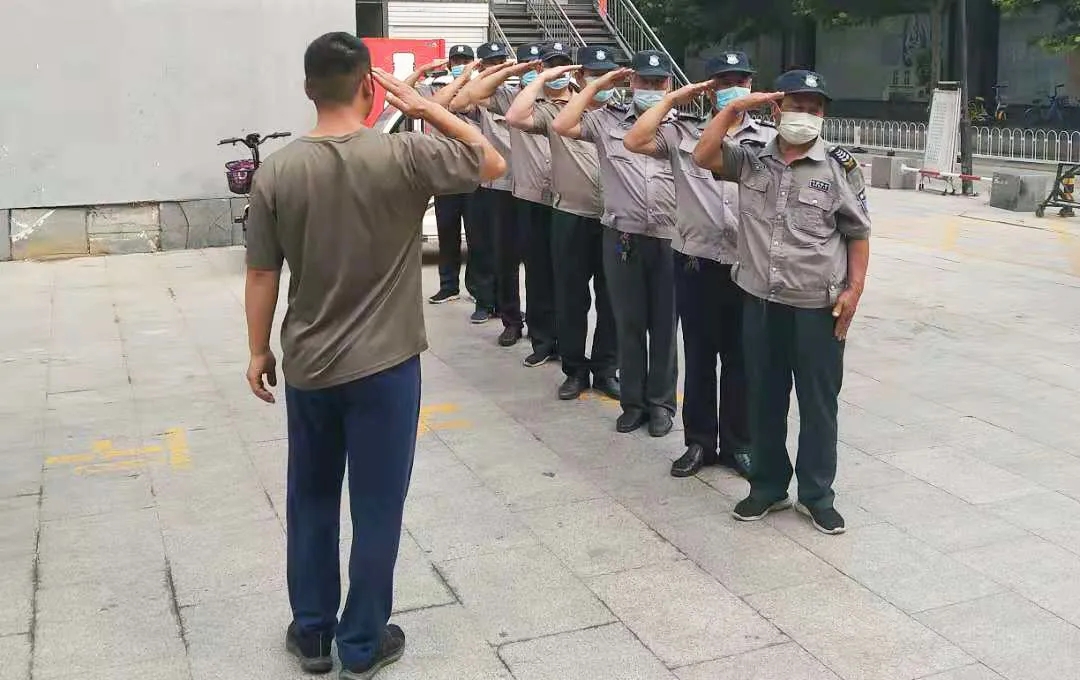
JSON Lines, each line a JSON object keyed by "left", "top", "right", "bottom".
{"left": 488, "top": 11, "right": 512, "bottom": 54}
{"left": 590, "top": 0, "right": 707, "bottom": 117}
{"left": 525, "top": 0, "right": 586, "bottom": 51}
{"left": 822, "top": 118, "right": 1080, "bottom": 164}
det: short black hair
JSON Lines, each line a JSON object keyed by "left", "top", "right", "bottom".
{"left": 304, "top": 32, "right": 371, "bottom": 106}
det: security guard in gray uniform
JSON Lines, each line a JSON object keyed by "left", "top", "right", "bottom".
{"left": 624, "top": 51, "right": 775, "bottom": 478}
{"left": 693, "top": 70, "right": 871, "bottom": 535}
{"left": 552, "top": 51, "right": 679, "bottom": 437}
{"left": 505, "top": 44, "right": 621, "bottom": 402}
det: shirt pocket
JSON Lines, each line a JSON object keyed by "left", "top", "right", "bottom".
{"left": 791, "top": 188, "right": 837, "bottom": 241}
{"left": 678, "top": 138, "right": 711, "bottom": 179}
{"left": 741, "top": 172, "right": 769, "bottom": 214}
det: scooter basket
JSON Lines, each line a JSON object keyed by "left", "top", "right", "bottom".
{"left": 225, "top": 160, "right": 256, "bottom": 195}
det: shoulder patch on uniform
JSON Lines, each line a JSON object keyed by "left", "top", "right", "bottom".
{"left": 740, "top": 138, "right": 766, "bottom": 147}
{"left": 808, "top": 178, "right": 831, "bottom": 193}
{"left": 677, "top": 110, "right": 702, "bottom": 121}
{"left": 829, "top": 146, "right": 858, "bottom": 173}
{"left": 757, "top": 119, "right": 776, "bottom": 127}
{"left": 856, "top": 188, "right": 869, "bottom": 214}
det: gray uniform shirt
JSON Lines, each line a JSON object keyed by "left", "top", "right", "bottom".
{"left": 580, "top": 104, "right": 677, "bottom": 239}
{"left": 490, "top": 86, "right": 552, "bottom": 205}
{"left": 525, "top": 100, "right": 602, "bottom": 219}
{"left": 715, "top": 138, "right": 871, "bottom": 309}
{"left": 477, "top": 107, "right": 514, "bottom": 192}
{"left": 653, "top": 115, "right": 776, "bottom": 263}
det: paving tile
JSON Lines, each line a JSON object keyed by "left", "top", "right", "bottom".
{"left": 500, "top": 623, "right": 676, "bottom": 680}
{"left": 0, "top": 553, "right": 33, "bottom": 636}
{"left": 832, "top": 446, "right": 915, "bottom": 492}
{"left": 620, "top": 485, "right": 736, "bottom": 527}
{"left": 589, "top": 560, "right": 786, "bottom": 667}
{"left": 182, "top": 589, "right": 302, "bottom": 680}
{"left": 917, "top": 665, "right": 1005, "bottom": 680}
{"left": 163, "top": 516, "right": 285, "bottom": 607}
{"left": 520, "top": 498, "right": 681, "bottom": 577}
{"left": 0, "top": 495, "right": 38, "bottom": 560}
{"left": 473, "top": 460, "right": 606, "bottom": 512}
{"left": 786, "top": 523, "right": 1002, "bottom": 613}
{"left": 747, "top": 576, "right": 972, "bottom": 680}
{"left": 38, "top": 508, "right": 164, "bottom": 588}
{"left": 881, "top": 446, "right": 1042, "bottom": 504}
{"left": 983, "top": 491, "right": 1080, "bottom": 556}
{"left": 0, "top": 634, "right": 30, "bottom": 680}
{"left": 673, "top": 642, "right": 841, "bottom": 680}
{"left": 916, "top": 593, "right": 1080, "bottom": 680}
{"left": 377, "top": 605, "right": 511, "bottom": 680}
{"left": 656, "top": 515, "right": 836, "bottom": 596}
{"left": 40, "top": 465, "right": 155, "bottom": 521}
{"left": 404, "top": 485, "right": 539, "bottom": 562}
{"left": 435, "top": 544, "right": 614, "bottom": 645}
{"left": 35, "top": 657, "right": 192, "bottom": 680}
{"left": 382, "top": 532, "right": 455, "bottom": 614}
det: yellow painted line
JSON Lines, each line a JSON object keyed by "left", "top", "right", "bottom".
{"left": 1046, "top": 219, "right": 1080, "bottom": 276}
{"left": 427, "top": 419, "right": 471, "bottom": 431}
{"left": 45, "top": 452, "right": 97, "bottom": 466}
{"left": 941, "top": 219, "right": 961, "bottom": 251}
{"left": 420, "top": 403, "right": 459, "bottom": 415}
{"left": 75, "top": 459, "right": 147, "bottom": 476}
{"left": 164, "top": 428, "right": 191, "bottom": 470}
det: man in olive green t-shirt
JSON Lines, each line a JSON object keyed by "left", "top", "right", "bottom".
{"left": 243, "top": 32, "right": 505, "bottom": 679}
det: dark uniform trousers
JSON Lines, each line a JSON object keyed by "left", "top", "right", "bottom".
{"left": 517, "top": 198, "right": 557, "bottom": 355}
{"left": 462, "top": 188, "right": 499, "bottom": 311}
{"left": 602, "top": 227, "right": 678, "bottom": 414}
{"left": 550, "top": 210, "right": 617, "bottom": 379}
{"left": 487, "top": 189, "right": 525, "bottom": 330}
{"left": 742, "top": 296, "right": 844, "bottom": 511}
{"left": 673, "top": 253, "right": 749, "bottom": 456}
{"left": 434, "top": 191, "right": 496, "bottom": 310}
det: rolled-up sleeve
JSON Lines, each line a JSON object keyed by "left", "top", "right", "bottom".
{"left": 397, "top": 132, "right": 485, "bottom": 197}
{"left": 711, "top": 140, "right": 750, "bottom": 183}
{"left": 244, "top": 169, "right": 283, "bottom": 270}
{"left": 579, "top": 108, "right": 606, "bottom": 144}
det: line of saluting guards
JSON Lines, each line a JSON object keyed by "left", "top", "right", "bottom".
{"left": 405, "top": 41, "right": 872, "bottom": 536}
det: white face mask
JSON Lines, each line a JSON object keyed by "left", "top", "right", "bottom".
{"left": 778, "top": 111, "right": 823, "bottom": 145}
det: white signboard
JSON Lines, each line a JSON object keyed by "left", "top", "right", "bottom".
{"left": 923, "top": 87, "right": 962, "bottom": 177}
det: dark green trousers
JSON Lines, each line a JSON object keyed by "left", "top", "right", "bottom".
{"left": 742, "top": 296, "right": 845, "bottom": 510}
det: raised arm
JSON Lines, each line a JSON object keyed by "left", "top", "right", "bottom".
{"left": 451, "top": 61, "right": 536, "bottom": 112}
{"left": 376, "top": 69, "right": 506, "bottom": 182}
{"left": 694, "top": 91, "right": 784, "bottom": 177}
{"left": 429, "top": 61, "right": 477, "bottom": 109}
{"left": 624, "top": 80, "right": 713, "bottom": 158}
{"left": 552, "top": 67, "right": 630, "bottom": 139}
{"left": 405, "top": 58, "right": 448, "bottom": 88}
{"left": 506, "top": 64, "right": 580, "bottom": 132}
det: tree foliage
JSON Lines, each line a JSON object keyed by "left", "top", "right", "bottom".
{"left": 995, "top": 0, "right": 1080, "bottom": 52}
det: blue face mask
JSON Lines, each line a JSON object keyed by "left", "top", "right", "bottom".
{"left": 714, "top": 86, "right": 750, "bottom": 110}
{"left": 521, "top": 70, "right": 538, "bottom": 86}
{"left": 546, "top": 76, "right": 571, "bottom": 90}
{"left": 585, "top": 77, "right": 614, "bottom": 102}
{"left": 633, "top": 89, "right": 665, "bottom": 111}
{"left": 450, "top": 64, "right": 465, "bottom": 78}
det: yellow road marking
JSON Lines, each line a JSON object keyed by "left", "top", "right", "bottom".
{"left": 417, "top": 403, "right": 470, "bottom": 436}
{"left": 1046, "top": 219, "right": 1080, "bottom": 276}
{"left": 164, "top": 428, "right": 191, "bottom": 470}
{"left": 47, "top": 429, "right": 192, "bottom": 474}
{"left": 941, "top": 219, "right": 961, "bottom": 251}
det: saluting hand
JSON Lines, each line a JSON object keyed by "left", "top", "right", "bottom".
{"left": 539, "top": 64, "right": 581, "bottom": 81}
{"left": 585, "top": 67, "right": 632, "bottom": 91}
{"left": 507, "top": 60, "right": 543, "bottom": 76}
{"left": 374, "top": 68, "right": 432, "bottom": 118}
{"left": 666, "top": 80, "right": 714, "bottom": 106}
{"left": 832, "top": 286, "right": 862, "bottom": 341}
{"left": 730, "top": 91, "right": 785, "bottom": 112}
{"left": 419, "top": 58, "right": 449, "bottom": 75}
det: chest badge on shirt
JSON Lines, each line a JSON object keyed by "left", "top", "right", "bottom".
{"left": 808, "top": 179, "right": 831, "bottom": 193}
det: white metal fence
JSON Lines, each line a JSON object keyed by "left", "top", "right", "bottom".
{"left": 823, "top": 118, "right": 1080, "bottom": 165}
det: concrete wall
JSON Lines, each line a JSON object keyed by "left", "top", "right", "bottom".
{"left": 388, "top": 1, "right": 489, "bottom": 50}
{"left": 817, "top": 14, "right": 936, "bottom": 103}
{"left": 0, "top": 0, "right": 355, "bottom": 212}
{"left": 4, "top": 200, "right": 249, "bottom": 261}
{"left": 997, "top": 7, "right": 1078, "bottom": 105}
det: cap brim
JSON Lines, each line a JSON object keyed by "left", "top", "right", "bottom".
{"left": 634, "top": 68, "right": 672, "bottom": 77}
{"left": 581, "top": 61, "right": 619, "bottom": 71}
{"left": 784, "top": 87, "right": 832, "bottom": 101}
{"left": 541, "top": 53, "right": 573, "bottom": 64}
{"left": 711, "top": 67, "right": 755, "bottom": 76}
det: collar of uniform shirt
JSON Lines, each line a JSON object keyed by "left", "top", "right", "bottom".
{"left": 759, "top": 136, "right": 828, "bottom": 163}
{"left": 619, "top": 105, "right": 676, "bottom": 124}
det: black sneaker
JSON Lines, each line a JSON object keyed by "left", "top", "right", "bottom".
{"left": 340, "top": 624, "right": 406, "bottom": 680}
{"left": 796, "top": 503, "right": 846, "bottom": 535}
{"left": 732, "top": 495, "right": 792, "bottom": 522}
{"left": 498, "top": 326, "right": 522, "bottom": 347}
{"left": 285, "top": 622, "right": 333, "bottom": 674}
{"left": 523, "top": 350, "right": 556, "bottom": 368}
{"left": 716, "top": 446, "right": 752, "bottom": 479}
{"left": 428, "top": 290, "right": 459, "bottom": 304}
{"left": 470, "top": 307, "right": 494, "bottom": 324}
{"left": 557, "top": 375, "right": 588, "bottom": 400}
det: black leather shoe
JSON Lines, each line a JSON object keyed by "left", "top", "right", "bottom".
{"left": 592, "top": 376, "right": 621, "bottom": 400}
{"left": 647, "top": 408, "right": 674, "bottom": 438}
{"left": 615, "top": 408, "right": 648, "bottom": 433}
{"left": 498, "top": 326, "right": 522, "bottom": 347}
{"left": 558, "top": 375, "right": 589, "bottom": 400}
{"left": 670, "top": 444, "right": 716, "bottom": 478}
{"left": 717, "top": 446, "right": 752, "bottom": 479}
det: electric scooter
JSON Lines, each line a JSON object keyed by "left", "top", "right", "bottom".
{"left": 217, "top": 131, "right": 292, "bottom": 239}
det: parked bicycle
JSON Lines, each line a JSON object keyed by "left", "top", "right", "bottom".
{"left": 967, "top": 83, "right": 1008, "bottom": 126}
{"left": 1024, "top": 84, "right": 1069, "bottom": 128}
{"left": 217, "top": 131, "right": 292, "bottom": 239}
{"left": 991, "top": 83, "right": 1008, "bottom": 124}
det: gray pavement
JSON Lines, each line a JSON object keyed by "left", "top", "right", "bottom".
{"left": 2, "top": 185, "right": 1080, "bottom": 680}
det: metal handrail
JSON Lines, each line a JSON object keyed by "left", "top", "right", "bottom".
{"left": 590, "top": 0, "right": 707, "bottom": 117}
{"left": 488, "top": 11, "right": 512, "bottom": 53}
{"left": 525, "top": 0, "right": 586, "bottom": 50}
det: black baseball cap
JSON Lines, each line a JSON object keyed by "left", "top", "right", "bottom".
{"left": 516, "top": 43, "right": 544, "bottom": 62}
{"left": 578, "top": 45, "right": 619, "bottom": 71}
{"left": 541, "top": 41, "right": 573, "bottom": 64}
{"left": 775, "top": 69, "right": 830, "bottom": 100}
{"left": 476, "top": 42, "right": 509, "bottom": 61}
{"left": 631, "top": 50, "right": 673, "bottom": 77}
{"left": 448, "top": 44, "right": 475, "bottom": 60}
{"left": 709, "top": 51, "right": 754, "bottom": 76}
